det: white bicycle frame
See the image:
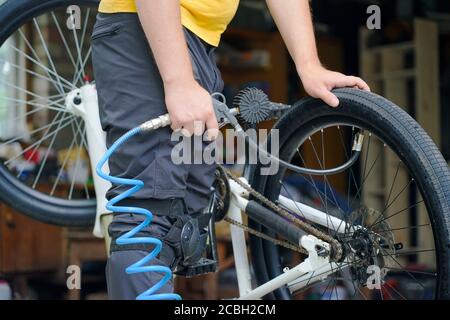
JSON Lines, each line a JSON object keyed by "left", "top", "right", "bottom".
{"left": 72, "top": 84, "right": 354, "bottom": 300}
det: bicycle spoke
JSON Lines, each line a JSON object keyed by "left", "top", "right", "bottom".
{"left": 71, "top": 14, "right": 86, "bottom": 85}
{"left": 51, "top": 12, "right": 77, "bottom": 72}
{"left": 71, "top": 118, "right": 90, "bottom": 198}
{"left": 0, "top": 96, "right": 68, "bottom": 117}
{"left": 334, "top": 127, "right": 360, "bottom": 238}
{"left": 72, "top": 46, "right": 92, "bottom": 86}
{"left": 50, "top": 126, "right": 78, "bottom": 196}
{"left": 0, "top": 77, "right": 65, "bottom": 106}
{"left": 379, "top": 248, "right": 435, "bottom": 259}
{"left": 379, "top": 247, "right": 426, "bottom": 290}
{"left": 319, "top": 275, "right": 334, "bottom": 299}
{"left": 73, "top": 117, "right": 89, "bottom": 153}
{"left": 8, "top": 41, "right": 75, "bottom": 91}
{"left": 15, "top": 111, "right": 65, "bottom": 177}
{"left": 337, "top": 126, "right": 358, "bottom": 210}
{"left": 348, "top": 144, "right": 385, "bottom": 210}
{"left": 79, "top": 8, "right": 91, "bottom": 54}
{"left": 1, "top": 114, "right": 75, "bottom": 155}
{"left": 32, "top": 18, "right": 65, "bottom": 94}
{"left": 314, "top": 131, "right": 350, "bottom": 234}
{"left": 289, "top": 262, "right": 349, "bottom": 291}
{"left": 369, "top": 178, "right": 415, "bottom": 228}
{"left": 279, "top": 181, "right": 307, "bottom": 220}
{"left": 362, "top": 133, "right": 372, "bottom": 179}
{"left": 309, "top": 133, "right": 348, "bottom": 216}
{"left": 48, "top": 115, "right": 88, "bottom": 197}
{"left": 383, "top": 281, "right": 407, "bottom": 300}
{"left": 294, "top": 149, "right": 327, "bottom": 206}
{"left": 306, "top": 136, "right": 343, "bottom": 231}
{"left": 371, "top": 200, "right": 425, "bottom": 229}
{"left": 68, "top": 123, "right": 87, "bottom": 199}
{"left": 354, "top": 284, "right": 369, "bottom": 300}
{"left": 384, "top": 160, "right": 402, "bottom": 210}
{"left": 72, "top": 8, "right": 93, "bottom": 85}
{"left": 0, "top": 57, "right": 74, "bottom": 92}
{"left": 15, "top": 28, "right": 73, "bottom": 93}
{"left": 31, "top": 113, "right": 71, "bottom": 188}
{"left": 387, "top": 267, "right": 437, "bottom": 277}
{"left": 5, "top": 119, "right": 76, "bottom": 171}
{"left": 376, "top": 222, "right": 429, "bottom": 233}
{"left": 381, "top": 179, "right": 415, "bottom": 214}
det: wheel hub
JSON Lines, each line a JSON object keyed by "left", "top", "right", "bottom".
{"left": 348, "top": 229, "right": 374, "bottom": 260}
{"left": 65, "top": 79, "right": 93, "bottom": 118}
{"left": 344, "top": 207, "right": 398, "bottom": 286}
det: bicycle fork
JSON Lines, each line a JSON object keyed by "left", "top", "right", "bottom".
{"left": 65, "top": 84, "right": 112, "bottom": 239}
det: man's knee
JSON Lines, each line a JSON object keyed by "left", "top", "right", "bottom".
{"left": 106, "top": 251, "right": 174, "bottom": 300}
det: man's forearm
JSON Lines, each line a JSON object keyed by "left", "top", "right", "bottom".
{"left": 266, "top": 0, "right": 320, "bottom": 72}
{"left": 135, "top": 0, "right": 194, "bottom": 87}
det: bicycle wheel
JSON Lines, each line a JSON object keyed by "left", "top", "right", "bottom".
{"left": 0, "top": 0, "right": 99, "bottom": 226}
{"left": 248, "top": 88, "right": 450, "bottom": 299}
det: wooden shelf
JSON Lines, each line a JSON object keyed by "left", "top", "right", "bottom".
{"left": 364, "top": 41, "right": 415, "bottom": 54}
{"left": 0, "top": 202, "right": 62, "bottom": 274}
{"left": 366, "top": 68, "right": 417, "bottom": 81}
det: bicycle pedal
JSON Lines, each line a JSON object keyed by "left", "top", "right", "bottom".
{"left": 174, "top": 258, "right": 218, "bottom": 278}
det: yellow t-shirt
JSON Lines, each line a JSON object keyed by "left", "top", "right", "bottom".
{"left": 98, "top": 0, "right": 239, "bottom": 46}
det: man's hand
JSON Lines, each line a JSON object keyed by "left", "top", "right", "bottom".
{"left": 299, "top": 63, "right": 370, "bottom": 107}
{"left": 165, "top": 78, "right": 219, "bottom": 139}
{"left": 266, "top": 0, "right": 370, "bottom": 107}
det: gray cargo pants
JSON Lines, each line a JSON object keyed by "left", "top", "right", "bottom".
{"left": 91, "top": 13, "right": 223, "bottom": 300}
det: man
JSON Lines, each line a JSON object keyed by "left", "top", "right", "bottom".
{"left": 92, "top": 0, "right": 369, "bottom": 300}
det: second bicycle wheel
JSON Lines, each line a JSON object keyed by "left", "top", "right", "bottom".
{"left": 248, "top": 88, "right": 450, "bottom": 300}
{"left": 0, "top": 0, "right": 99, "bottom": 226}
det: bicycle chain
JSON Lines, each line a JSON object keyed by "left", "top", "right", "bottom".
{"left": 219, "top": 165, "right": 343, "bottom": 261}
{"left": 224, "top": 217, "right": 306, "bottom": 254}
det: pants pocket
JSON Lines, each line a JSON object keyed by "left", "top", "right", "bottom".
{"left": 92, "top": 19, "right": 123, "bottom": 42}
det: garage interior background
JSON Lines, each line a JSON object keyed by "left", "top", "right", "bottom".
{"left": 0, "top": 0, "right": 449, "bottom": 299}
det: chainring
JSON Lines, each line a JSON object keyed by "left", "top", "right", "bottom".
{"left": 212, "top": 165, "right": 231, "bottom": 222}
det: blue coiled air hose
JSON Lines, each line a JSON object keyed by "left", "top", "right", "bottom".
{"left": 96, "top": 124, "right": 182, "bottom": 300}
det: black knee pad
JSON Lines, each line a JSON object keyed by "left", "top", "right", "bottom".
{"left": 161, "top": 211, "right": 212, "bottom": 268}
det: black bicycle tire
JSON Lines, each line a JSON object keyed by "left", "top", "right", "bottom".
{"left": 0, "top": 0, "right": 99, "bottom": 227}
{"left": 248, "top": 88, "right": 450, "bottom": 299}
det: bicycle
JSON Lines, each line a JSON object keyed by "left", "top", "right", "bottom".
{"left": 0, "top": 0, "right": 449, "bottom": 300}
